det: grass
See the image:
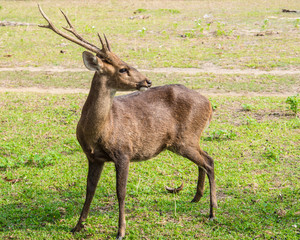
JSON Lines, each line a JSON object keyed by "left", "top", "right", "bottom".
{"left": 0, "top": 71, "right": 299, "bottom": 95}
{"left": 0, "top": 93, "right": 299, "bottom": 239}
{"left": 0, "top": 0, "right": 299, "bottom": 69}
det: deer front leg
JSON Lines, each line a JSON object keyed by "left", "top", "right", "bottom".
{"left": 115, "top": 159, "right": 130, "bottom": 240}
{"left": 71, "top": 160, "right": 104, "bottom": 233}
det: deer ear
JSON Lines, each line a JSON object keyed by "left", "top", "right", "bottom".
{"left": 82, "top": 51, "right": 102, "bottom": 71}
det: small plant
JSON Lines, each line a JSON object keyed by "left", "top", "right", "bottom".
{"left": 134, "top": 8, "right": 147, "bottom": 14}
{"left": 293, "top": 18, "right": 300, "bottom": 29}
{"left": 262, "top": 146, "right": 280, "bottom": 161}
{"left": 184, "top": 30, "right": 196, "bottom": 38}
{"left": 261, "top": 19, "right": 269, "bottom": 30}
{"left": 137, "top": 27, "right": 147, "bottom": 36}
{"left": 195, "top": 18, "right": 204, "bottom": 33}
{"left": 241, "top": 103, "right": 253, "bottom": 111}
{"left": 245, "top": 116, "right": 258, "bottom": 125}
{"left": 204, "top": 129, "right": 237, "bottom": 141}
{"left": 215, "top": 21, "right": 232, "bottom": 36}
{"left": 209, "top": 99, "right": 218, "bottom": 110}
{"left": 158, "top": 9, "right": 180, "bottom": 14}
{"left": 84, "top": 25, "right": 95, "bottom": 33}
{"left": 286, "top": 94, "right": 299, "bottom": 115}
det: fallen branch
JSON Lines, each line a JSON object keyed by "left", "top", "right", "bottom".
{"left": 0, "top": 21, "right": 36, "bottom": 27}
{"left": 282, "top": 9, "right": 299, "bottom": 13}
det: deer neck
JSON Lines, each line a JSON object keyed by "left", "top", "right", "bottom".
{"left": 78, "top": 72, "right": 115, "bottom": 151}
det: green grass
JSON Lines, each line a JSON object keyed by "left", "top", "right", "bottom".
{"left": 1, "top": 93, "right": 299, "bottom": 239}
{"left": 0, "top": 0, "right": 299, "bottom": 69}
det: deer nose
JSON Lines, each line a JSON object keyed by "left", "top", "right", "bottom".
{"left": 146, "top": 79, "right": 152, "bottom": 86}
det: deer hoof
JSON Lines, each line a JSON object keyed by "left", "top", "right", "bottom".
{"left": 191, "top": 195, "right": 201, "bottom": 203}
{"left": 71, "top": 223, "right": 84, "bottom": 233}
{"left": 116, "top": 236, "right": 123, "bottom": 240}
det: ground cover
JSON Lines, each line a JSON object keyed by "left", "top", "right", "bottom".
{"left": 0, "top": 71, "right": 299, "bottom": 95}
{"left": 0, "top": 0, "right": 299, "bottom": 70}
{"left": 0, "top": 93, "right": 299, "bottom": 239}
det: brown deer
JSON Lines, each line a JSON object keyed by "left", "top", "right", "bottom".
{"left": 38, "top": 5, "right": 217, "bottom": 239}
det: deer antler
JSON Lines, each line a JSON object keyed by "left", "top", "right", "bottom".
{"left": 38, "top": 4, "right": 110, "bottom": 58}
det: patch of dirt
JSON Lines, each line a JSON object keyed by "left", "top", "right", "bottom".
{"left": 0, "top": 87, "right": 88, "bottom": 94}
{"left": 0, "top": 66, "right": 298, "bottom": 96}
{"left": 0, "top": 66, "right": 300, "bottom": 75}
{"left": 142, "top": 67, "right": 300, "bottom": 76}
{"left": 0, "top": 67, "right": 85, "bottom": 73}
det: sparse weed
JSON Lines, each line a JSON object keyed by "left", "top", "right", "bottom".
{"left": 158, "top": 9, "right": 180, "bottom": 14}
{"left": 241, "top": 103, "right": 253, "bottom": 111}
{"left": 204, "top": 129, "right": 237, "bottom": 141}
{"left": 215, "top": 21, "right": 232, "bottom": 36}
{"left": 245, "top": 116, "right": 258, "bottom": 125}
{"left": 135, "top": 8, "right": 147, "bottom": 14}
{"left": 194, "top": 18, "right": 204, "bottom": 33}
{"left": 84, "top": 25, "right": 95, "bottom": 34}
{"left": 262, "top": 146, "right": 281, "bottom": 161}
{"left": 209, "top": 98, "right": 218, "bottom": 110}
{"left": 293, "top": 18, "right": 300, "bottom": 28}
{"left": 261, "top": 19, "right": 269, "bottom": 30}
{"left": 183, "top": 30, "right": 196, "bottom": 38}
{"left": 138, "top": 27, "right": 147, "bottom": 36}
{"left": 286, "top": 94, "right": 299, "bottom": 115}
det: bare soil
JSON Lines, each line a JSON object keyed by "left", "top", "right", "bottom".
{"left": 0, "top": 66, "right": 298, "bottom": 96}
{"left": 1, "top": 66, "right": 299, "bottom": 75}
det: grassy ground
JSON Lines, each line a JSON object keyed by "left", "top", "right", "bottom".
{"left": 0, "top": 70, "right": 299, "bottom": 95}
{"left": 0, "top": 93, "right": 299, "bottom": 239}
{"left": 0, "top": 0, "right": 299, "bottom": 69}
{"left": 0, "top": 0, "right": 300, "bottom": 239}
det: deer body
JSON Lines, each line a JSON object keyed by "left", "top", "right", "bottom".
{"left": 78, "top": 82, "right": 212, "bottom": 163}
{"left": 38, "top": 6, "right": 217, "bottom": 239}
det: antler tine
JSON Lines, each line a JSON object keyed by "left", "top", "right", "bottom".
{"left": 98, "top": 33, "right": 105, "bottom": 49}
{"left": 60, "top": 9, "right": 107, "bottom": 54}
{"left": 103, "top": 33, "right": 111, "bottom": 51}
{"left": 38, "top": 4, "right": 104, "bottom": 57}
{"left": 38, "top": 4, "right": 53, "bottom": 29}
{"left": 60, "top": 9, "right": 91, "bottom": 43}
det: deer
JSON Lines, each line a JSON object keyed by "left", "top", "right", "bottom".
{"left": 38, "top": 5, "right": 217, "bottom": 240}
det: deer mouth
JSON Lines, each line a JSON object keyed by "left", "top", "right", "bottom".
{"left": 137, "top": 79, "right": 152, "bottom": 91}
{"left": 138, "top": 86, "right": 148, "bottom": 92}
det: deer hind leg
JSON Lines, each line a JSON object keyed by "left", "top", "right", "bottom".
{"left": 175, "top": 146, "right": 217, "bottom": 219}
{"left": 71, "top": 160, "right": 104, "bottom": 233}
{"left": 201, "top": 150, "right": 218, "bottom": 219}
{"left": 191, "top": 166, "right": 206, "bottom": 203}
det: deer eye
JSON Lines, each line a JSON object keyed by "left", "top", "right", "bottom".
{"left": 119, "top": 68, "right": 128, "bottom": 73}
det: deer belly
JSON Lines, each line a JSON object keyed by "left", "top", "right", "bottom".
{"left": 131, "top": 145, "right": 167, "bottom": 162}
{"left": 130, "top": 135, "right": 172, "bottom": 162}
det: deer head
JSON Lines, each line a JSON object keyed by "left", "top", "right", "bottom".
{"left": 38, "top": 4, "right": 151, "bottom": 92}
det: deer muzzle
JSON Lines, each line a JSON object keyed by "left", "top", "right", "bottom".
{"left": 137, "top": 79, "right": 152, "bottom": 91}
